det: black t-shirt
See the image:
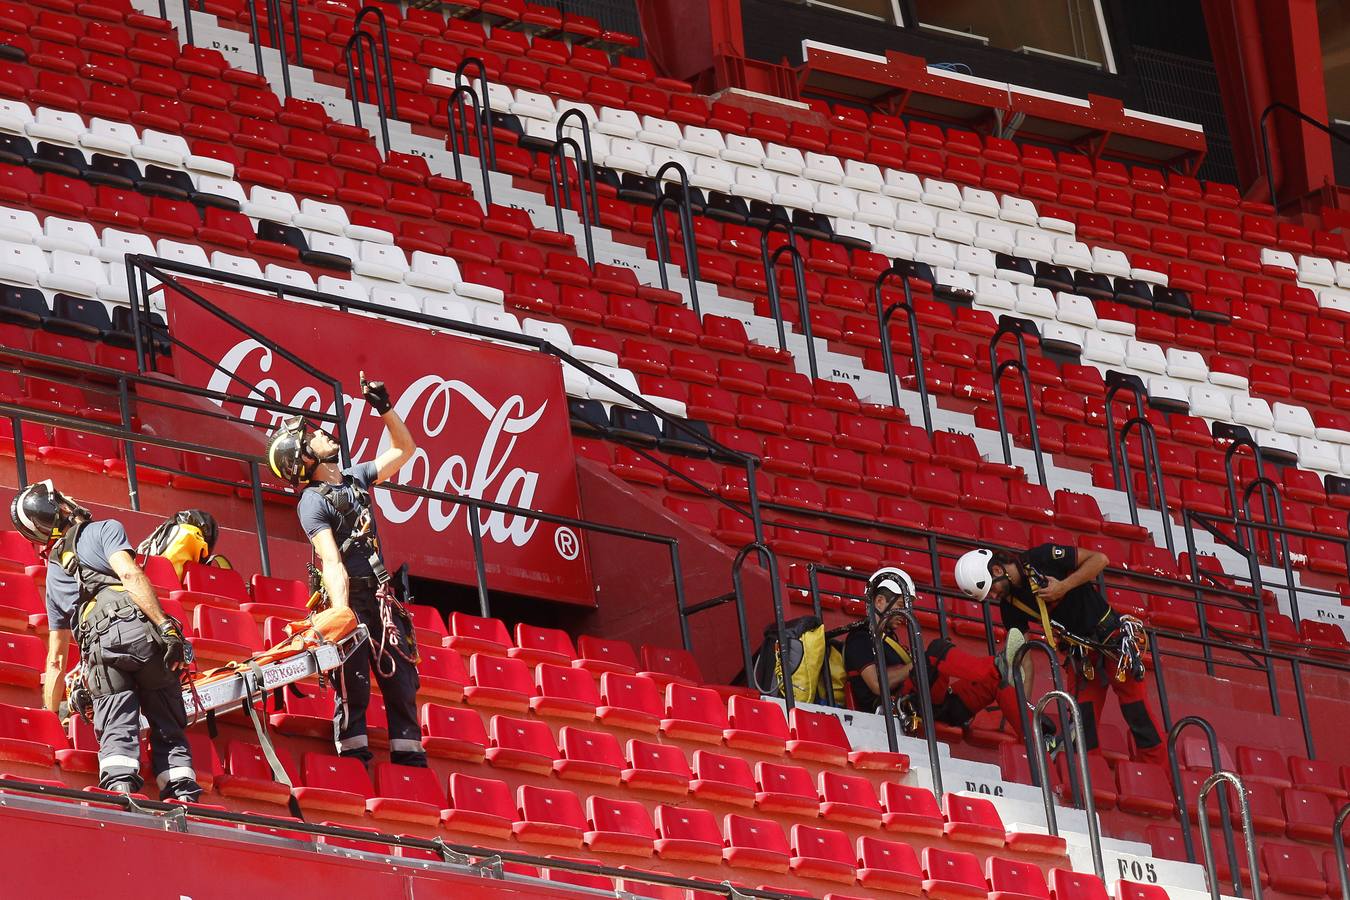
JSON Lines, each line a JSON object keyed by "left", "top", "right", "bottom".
{"left": 843, "top": 625, "right": 909, "bottom": 713}
{"left": 999, "top": 543, "right": 1117, "bottom": 642}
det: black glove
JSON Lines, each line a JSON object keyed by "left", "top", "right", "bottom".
{"left": 361, "top": 372, "right": 392, "bottom": 414}
{"left": 159, "top": 619, "right": 187, "bottom": 671}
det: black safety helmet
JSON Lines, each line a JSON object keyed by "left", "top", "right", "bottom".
{"left": 10, "top": 480, "right": 88, "bottom": 548}
{"left": 265, "top": 416, "right": 329, "bottom": 487}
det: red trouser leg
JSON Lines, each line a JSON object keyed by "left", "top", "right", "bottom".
{"left": 1069, "top": 659, "right": 1110, "bottom": 754}
{"left": 929, "top": 645, "right": 1025, "bottom": 738}
{"left": 1111, "top": 671, "right": 1166, "bottom": 765}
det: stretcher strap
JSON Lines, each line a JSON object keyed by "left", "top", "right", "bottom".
{"left": 240, "top": 659, "right": 304, "bottom": 820}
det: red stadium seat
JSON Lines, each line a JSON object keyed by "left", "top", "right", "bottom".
{"left": 598, "top": 672, "right": 663, "bottom": 733}
{"left": 585, "top": 795, "right": 656, "bottom": 857}
{"left": 661, "top": 683, "right": 727, "bottom": 743}
{"left": 882, "top": 782, "right": 944, "bottom": 836}
{"left": 553, "top": 726, "right": 623, "bottom": 785}
{"left": 446, "top": 612, "right": 513, "bottom": 655}
{"left": 754, "top": 761, "right": 820, "bottom": 816}
{"left": 367, "top": 762, "right": 444, "bottom": 826}
{"left": 789, "top": 823, "right": 856, "bottom": 883}
{"left": 293, "top": 753, "right": 371, "bottom": 817}
{"left": 511, "top": 622, "right": 576, "bottom": 665}
{"left": 419, "top": 704, "right": 488, "bottom": 762}
{"left": 723, "top": 814, "right": 790, "bottom": 872}
{"left": 623, "top": 740, "right": 691, "bottom": 795}
{"left": 437, "top": 769, "right": 513, "bottom": 839}
{"left": 531, "top": 663, "right": 601, "bottom": 720}
{"left": 655, "top": 804, "right": 723, "bottom": 863}
{"left": 691, "top": 749, "right": 757, "bottom": 807}
{"left": 819, "top": 770, "right": 882, "bottom": 826}
{"left": 921, "top": 846, "right": 988, "bottom": 899}
{"left": 486, "top": 714, "right": 556, "bottom": 774}
{"left": 987, "top": 856, "right": 1050, "bottom": 899}
{"left": 514, "top": 784, "right": 586, "bottom": 848}
{"left": 724, "top": 695, "right": 789, "bottom": 754}
{"left": 465, "top": 653, "right": 532, "bottom": 712}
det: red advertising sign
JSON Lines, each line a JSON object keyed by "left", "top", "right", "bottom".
{"left": 167, "top": 283, "right": 594, "bottom": 606}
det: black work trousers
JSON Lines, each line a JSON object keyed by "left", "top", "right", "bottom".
{"left": 333, "top": 585, "right": 425, "bottom": 766}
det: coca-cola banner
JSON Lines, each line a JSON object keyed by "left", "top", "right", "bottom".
{"left": 167, "top": 283, "right": 594, "bottom": 606}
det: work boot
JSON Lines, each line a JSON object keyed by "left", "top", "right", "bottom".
{"left": 161, "top": 778, "right": 203, "bottom": 803}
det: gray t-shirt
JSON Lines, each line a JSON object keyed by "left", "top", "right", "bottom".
{"left": 297, "top": 461, "right": 380, "bottom": 578}
{"left": 45, "top": 519, "right": 134, "bottom": 631}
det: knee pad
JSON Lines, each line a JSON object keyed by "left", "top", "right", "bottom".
{"left": 1120, "top": 700, "right": 1162, "bottom": 748}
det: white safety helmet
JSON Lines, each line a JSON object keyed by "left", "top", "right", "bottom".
{"left": 866, "top": 566, "right": 916, "bottom": 608}
{"left": 954, "top": 548, "right": 998, "bottom": 602}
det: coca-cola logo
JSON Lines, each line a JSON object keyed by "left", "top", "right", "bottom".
{"left": 207, "top": 339, "right": 548, "bottom": 547}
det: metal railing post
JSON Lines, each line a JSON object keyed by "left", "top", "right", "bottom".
{"left": 551, "top": 110, "right": 600, "bottom": 267}
{"left": 869, "top": 603, "right": 943, "bottom": 797}
{"left": 731, "top": 542, "right": 790, "bottom": 712}
{"left": 1116, "top": 415, "right": 1175, "bottom": 555}
{"left": 873, "top": 266, "right": 930, "bottom": 434}
{"left": 1334, "top": 802, "right": 1350, "bottom": 899}
{"left": 454, "top": 57, "right": 497, "bottom": 170}
{"left": 343, "top": 31, "right": 391, "bottom": 156}
{"left": 352, "top": 6, "right": 398, "bottom": 120}
{"left": 1166, "top": 716, "right": 1238, "bottom": 883}
{"left": 988, "top": 317, "right": 1046, "bottom": 486}
{"left": 1031, "top": 689, "right": 1103, "bottom": 879}
{"left": 767, "top": 243, "right": 818, "bottom": 380}
{"left": 757, "top": 221, "right": 800, "bottom": 353}
{"left": 1198, "top": 771, "right": 1262, "bottom": 899}
{"left": 650, "top": 161, "right": 702, "bottom": 318}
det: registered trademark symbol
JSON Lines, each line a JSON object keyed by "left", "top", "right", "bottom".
{"left": 554, "top": 526, "right": 579, "bottom": 560}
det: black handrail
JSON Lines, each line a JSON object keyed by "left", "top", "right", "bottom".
{"left": 1104, "top": 372, "right": 1147, "bottom": 491}
{"left": 988, "top": 316, "right": 1046, "bottom": 485}
{"left": 872, "top": 265, "right": 931, "bottom": 435}
{"left": 1166, "top": 716, "right": 1238, "bottom": 882}
{"left": 1116, "top": 415, "right": 1175, "bottom": 555}
{"left": 649, "top": 161, "right": 703, "bottom": 318}
{"left": 352, "top": 6, "right": 399, "bottom": 120}
{"left": 767, "top": 243, "right": 819, "bottom": 381}
{"left": 1239, "top": 475, "right": 1301, "bottom": 626}
{"left": 1222, "top": 434, "right": 1273, "bottom": 556}
{"left": 1258, "top": 102, "right": 1350, "bottom": 211}
{"left": 757, "top": 220, "right": 801, "bottom": 353}
{"left": 550, "top": 109, "right": 600, "bottom": 267}
{"left": 126, "top": 256, "right": 353, "bottom": 471}
{"left": 1197, "top": 771, "right": 1262, "bottom": 899}
{"left": 1030, "top": 689, "right": 1103, "bottom": 879}
{"left": 443, "top": 84, "right": 494, "bottom": 208}
{"left": 0, "top": 778, "right": 806, "bottom": 900}
{"left": 344, "top": 31, "right": 391, "bottom": 156}
{"left": 453, "top": 56, "right": 497, "bottom": 170}
{"left": 730, "top": 541, "right": 791, "bottom": 712}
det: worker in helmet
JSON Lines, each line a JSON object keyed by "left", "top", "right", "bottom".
{"left": 10, "top": 480, "right": 199, "bottom": 800}
{"left": 954, "top": 544, "right": 1163, "bottom": 765}
{"left": 843, "top": 566, "right": 1037, "bottom": 742}
{"left": 264, "top": 374, "right": 425, "bottom": 767}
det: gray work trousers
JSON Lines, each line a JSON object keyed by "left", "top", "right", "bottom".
{"left": 87, "top": 614, "right": 198, "bottom": 798}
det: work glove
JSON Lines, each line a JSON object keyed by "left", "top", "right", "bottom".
{"left": 159, "top": 619, "right": 188, "bottom": 672}
{"left": 361, "top": 371, "right": 392, "bottom": 415}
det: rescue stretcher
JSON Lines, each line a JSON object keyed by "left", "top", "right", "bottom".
{"left": 163, "top": 606, "right": 366, "bottom": 723}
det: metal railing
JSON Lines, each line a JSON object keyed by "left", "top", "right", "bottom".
{"left": 1197, "top": 771, "right": 1262, "bottom": 899}
{"left": 549, "top": 109, "right": 601, "bottom": 267}
{"left": 872, "top": 265, "right": 931, "bottom": 435}
{"left": 649, "top": 161, "right": 703, "bottom": 318}
{"left": 1334, "top": 802, "right": 1350, "bottom": 899}
{"left": 988, "top": 316, "right": 1046, "bottom": 486}
{"left": 344, "top": 30, "right": 392, "bottom": 156}
{"left": 730, "top": 541, "right": 793, "bottom": 713}
{"left": 444, "top": 57, "right": 495, "bottom": 207}
{"left": 0, "top": 778, "right": 806, "bottom": 900}
{"left": 1166, "top": 717, "right": 1238, "bottom": 879}
{"left": 1105, "top": 372, "right": 1174, "bottom": 555}
{"left": 764, "top": 242, "right": 819, "bottom": 381}
{"left": 1030, "top": 689, "right": 1102, "bottom": 879}
{"left": 1259, "top": 101, "right": 1350, "bottom": 210}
